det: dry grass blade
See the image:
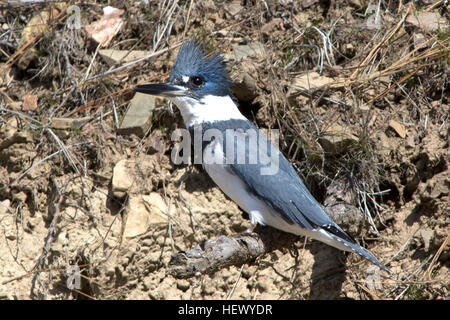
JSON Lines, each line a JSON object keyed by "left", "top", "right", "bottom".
{"left": 82, "top": 43, "right": 181, "bottom": 83}
{"left": 350, "top": 6, "right": 410, "bottom": 80}
{"left": 10, "top": 141, "right": 92, "bottom": 186}
{"left": 423, "top": 234, "right": 450, "bottom": 281}
{"left": 367, "top": 67, "right": 420, "bottom": 104}
{"left": 45, "top": 128, "right": 81, "bottom": 176}
{"left": 66, "top": 72, "right": 169, "bottom": 116}
{"left": 357, "top": 283, "right": 381, "bottom": 300}
{"left": 0, "top": 7, "right": 68, "bottom": 72}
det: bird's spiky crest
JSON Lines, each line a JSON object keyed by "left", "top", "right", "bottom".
{"left": 169, "top": 39, "right": 232, "bottom": 96}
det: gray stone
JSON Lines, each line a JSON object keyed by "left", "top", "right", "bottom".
{"left": 230, "top": 72, "right": 257, "bottom": 102}
{"left": 118, "top": 93, "right": 154, "bottom": 137}
{"left": 225, "top": 42, "right": 265, "bottom": 62}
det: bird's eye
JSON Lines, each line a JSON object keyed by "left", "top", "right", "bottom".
{"left": 191, "top": 76, "right": 204, "bottom": 86}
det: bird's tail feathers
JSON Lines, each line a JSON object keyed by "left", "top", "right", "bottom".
{"left": 319, "top": 228, "right": 392, "bottom": 274}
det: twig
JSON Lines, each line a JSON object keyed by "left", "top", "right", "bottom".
{"left": 423, "top": 234, "right": 449, "bottom": 281}
{"left": 30, "top": 177, "right": 64, "bottom": 299}
{"left": 167, "top": 226, "right": 292, "bottom": 279}
{"left": 226, "top": 264, "right": 244, "bottom": 299}
{"left": 350, "top": 6, "right": 410, "bottom": 79}
{"left": 357, "top": 283, "right": 381, "bottom": 300}
{"left": 82, "top": 42, "right": 182, "bottom": 83}
{"left": 183, "top": 0, "right": 194, "bottom": 38}
{"left": 45, "top": 128, "right": 81, "bottom": 176}
{"left": 386, "top": 225, "right": 421, "bottom": 265}
{"left": 10, "top": 141, "right": 92, "bottom": 186}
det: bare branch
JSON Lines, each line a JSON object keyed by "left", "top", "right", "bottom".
{"left": 167, "top": 226, "right": 296, "bottom": 279}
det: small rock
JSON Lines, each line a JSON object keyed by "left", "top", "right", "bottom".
{"left": 176, "top": 279, "right": 190, "bottom": 292}
{"left": 142, "top": 193, "right": 170, "bottom": 224}
{"left": 12, "top": 191, "right": 27, "bottom": 203}
{"left": 123, "top": 193, "right": 168, "bottom": 239}
{"left": 406, "top": 135, "right": 415, "bottom": 149}
{"left": 99, "top": 49, "right": 152, "bottom": 65}
{"left": 0, "top": 213, "right": 16, "bottom": 240}
{"left": 230, "top": 72, "right": 257, "bottom": 102}
{"left": 22, "top": 95, "right": 38, "bottom": 111}
{"left": 348, "top": 0, "right": 362, "bottom": 7}
{"left": 224, "top": 0, "right": 242, "bottom": 16}
{"left": 291, "top": 72, "right": 336, "bottom": 90}
{"left": 118, "top": 93, "right": 155, "bottom": 137}
{"left": 6, "top": 101, "right": 22, "bottom": 111}
{"left": 300, "top": 0, "right": 320, "bottom": 8}
{"left": 419, "top": 229, "right": 434, "bottom": 252}
{"left": 406, "top": 12, "right": 448, "bottom": 33}
{"left": 389, "top": 120, "right": 406, "bottom": 138}
{"left": 318, "top": 125, "right": 358, "bottom": 155}
{"left": 287, "top": 72, "right": 343, "bottom": 102}
{"left": 111, "top": 159, "right": 134, "bottom": 198}
{"left": 413, "top": 33, "right": 427, "bottom": 50}
{"left": 57, "top": 231, "right": 67, "bottom": 245}
{"left": 123, "top": 196, "right": 151, "bottom": 238}
{"left": 225, "top": 42, "right": 265, "bottom": 62}
{"left": 51, "top": 117, "right": 90, "bottom": 130}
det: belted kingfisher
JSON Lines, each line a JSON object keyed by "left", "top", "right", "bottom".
{"left": 134, "top": 39, "right": 391, "bottom": 273}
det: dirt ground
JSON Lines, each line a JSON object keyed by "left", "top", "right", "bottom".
{"left": 0, "top": 1, "right": 448, "bottom": 300}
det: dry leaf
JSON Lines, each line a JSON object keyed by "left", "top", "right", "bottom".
{"left": 85, "top": 6, "right": 124, "bottom": 47}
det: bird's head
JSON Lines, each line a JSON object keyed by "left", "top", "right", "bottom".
{"left": 134, "top": 39, "right": 245, "bottom": 127}
{"left": 134, "top": 39, "right": 233, "bottom": 100}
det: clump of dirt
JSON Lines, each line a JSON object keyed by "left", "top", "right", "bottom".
{"left": 0, "top": 1, "right": 448, "bottom": 300}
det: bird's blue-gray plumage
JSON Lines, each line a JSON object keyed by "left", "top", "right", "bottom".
{"left": 134, "top": 39, "right": 392, "bottom": 274}
{"left": 194, "top": 119, "right": 391, "bottom": 273}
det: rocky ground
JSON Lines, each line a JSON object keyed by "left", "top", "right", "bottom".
{"left": 0, "top": 1, "right": 448, "bottom": 300}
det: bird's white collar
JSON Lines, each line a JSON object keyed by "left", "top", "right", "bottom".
{"left": 170, "top": 94, "right": 246, "bottom": 128}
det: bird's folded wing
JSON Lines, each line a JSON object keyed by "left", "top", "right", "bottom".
{"left": 227, "top": 127, "right": 356, "bottom": 244}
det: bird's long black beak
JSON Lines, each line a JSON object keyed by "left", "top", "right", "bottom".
{"left": 133, "top": 83, "right": 186, "bottom": 97}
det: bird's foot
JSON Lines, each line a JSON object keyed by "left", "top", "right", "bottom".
{"left": 235, "top": 221, "right": 258, "bottom": 237}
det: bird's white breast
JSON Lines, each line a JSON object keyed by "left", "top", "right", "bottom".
{"left": 202, "top": 138, "right": 313, "bottom": 236}
{"left": 171, "top": 94, "right": 246, "bottom": 128}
